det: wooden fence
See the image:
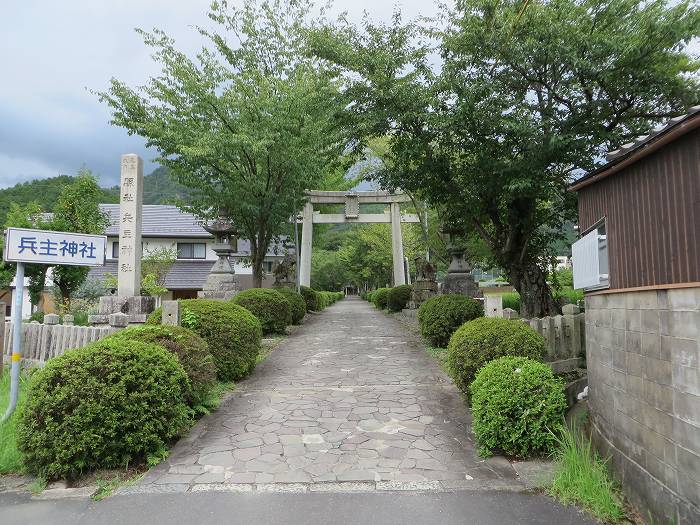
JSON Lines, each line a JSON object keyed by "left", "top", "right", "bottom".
{"left": 2, "top": 313, "right": 125, "bottom": 367}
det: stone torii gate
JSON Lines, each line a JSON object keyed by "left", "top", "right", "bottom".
{"left": 298, "top": 190, "right": 420, "bottom": 287}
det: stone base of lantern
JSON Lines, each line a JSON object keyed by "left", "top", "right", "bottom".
{"left": 88, "top": 295, "right": 156, "bottom": 325}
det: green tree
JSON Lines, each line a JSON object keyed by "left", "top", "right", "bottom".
{"left": 310, "top": 0, "right": 700, "bottom": 317}
{"left": 98, "top": 0, "right": 349, "bottom": 287}
{"left": 51, "top": 170, "right": 110, "bottom": 307}
{"left": 325, "top": 222, "right": 424, "bottom": 290}
{"left": 311, "top": 248, "right": 349, "bottom": 291}
{"left": 1, "top": 203, "right": 52, "bottom": 306}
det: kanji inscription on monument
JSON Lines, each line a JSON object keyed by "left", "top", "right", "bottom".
{"left": 118, "top": 154, "right": 143, "bottom": 296}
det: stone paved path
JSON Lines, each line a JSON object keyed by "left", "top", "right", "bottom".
{"left": 132, "top": 297, "right": 519, "bottom": 493}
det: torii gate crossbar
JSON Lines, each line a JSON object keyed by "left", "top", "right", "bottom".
{"left": 297, "top": 191, "right": 420, "bottom": 288}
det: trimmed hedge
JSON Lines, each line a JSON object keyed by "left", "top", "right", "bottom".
{"left": 148, "top": 299, "right": 262, "bottom": 381}
{"left": 300, "top": 285, "right": 320, "bottom": 311}
{"left": 387, "top": 285, "right": 413, "bottom": 312}
{"left": 470, "top": 356, "right": 566, "bottom": 458}
{"left": 417, "top": 294, "right": 484, "bottom": 347}
{"left": 318, "top": 290, "right": 343, "bottom": 309}
{"left": 104, "top": 325, "right": 216, "bottom": 407}
{"left": 17, "top": 339, "right": 191, "bottom": 480}
{"left": 372, "top": 287, "right": 391, "bottom": 309}
{"left": 274, "top": 287, "right": 306, "bottom": 324}
{"left": 232, "top": 288, "right": 291, "bottom": 334}
{"left": 447, "top": 317, "right": 546, "bottom": 395}
{"left": 300, "top": 286, "right": 342, "bottom": 311}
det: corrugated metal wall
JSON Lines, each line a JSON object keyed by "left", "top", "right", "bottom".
{"left": 578, "top": 128, "right": 700, "bottom": 290}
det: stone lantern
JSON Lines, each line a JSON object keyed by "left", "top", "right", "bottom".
{"left": 440, "top": 226, "right": 481, "bottom": 298}
{"left": 197, "top": 212, "right": 239, "bottom": 300}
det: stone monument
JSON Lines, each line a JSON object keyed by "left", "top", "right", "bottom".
{"left": 197, "top": 213, "right": 239, "bottom": 301}
{"left": 273, "top": 252, "right": 296, "bottom": 289}
{"left": 89, "top": 154, "right": 155, "bottom": 324}
{"left": 441, "top": 230, "right": 482, "bottom": 298}
{"left": 410, "top": 256, "right": 438, "bottom": 308}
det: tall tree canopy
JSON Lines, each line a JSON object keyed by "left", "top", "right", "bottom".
{"left": 310, "top": 0, "right": 700, "bottom": 316}
{"left": 98, "top": 0, "right": 349, "bottom": 286}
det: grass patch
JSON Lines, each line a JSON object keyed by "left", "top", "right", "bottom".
{"left": 425, "top": 346, "right": 449, "bottom": 373}
{"left": 27, "top": 477, "right": 46, "bottom": 495}
{"left": 549, "top": 423, "right": 625, "bottom": 523}
{"left": 193, "top": 381, "right": 235, "bottom": 415}
{"left": 92, "top": 472, "right": 143, "bottom": 501}
{"left": 257, "top": 335, "right": 285, "bottom": 364}
{"left": 0, "top": 369, "right": 29, "bottom": 474}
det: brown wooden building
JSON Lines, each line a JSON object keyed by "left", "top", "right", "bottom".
{"left": 569, "top": 107, "right": 700, "bottom": 525}
{"left": 570, "top": 107, "right": 700, "bottom": 292}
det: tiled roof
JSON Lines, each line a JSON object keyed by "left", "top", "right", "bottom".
{"left": 570, "top": 106, "right": 700, "bottom": 190}
{"left": 88, "top": 260, "right": 214, "bottom": 290}
{"left": 100, "top": 204, "right": 210, "bottom": 238}
{"left": 99, "top": 204, "right": 290, "bottom": 256}
{"left": 604, "top": 105, "right": 700, "bottom": 162}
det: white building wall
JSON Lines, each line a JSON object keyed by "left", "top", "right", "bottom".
{"left": 108, "top": 236, "right": 256, "bottom": 275}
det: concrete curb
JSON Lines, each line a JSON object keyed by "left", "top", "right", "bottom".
{"left": 116, "top": 479, "right": 527, "bottom": 496}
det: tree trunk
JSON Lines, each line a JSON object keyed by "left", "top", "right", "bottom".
{"left": 508, "top": 264, "right": 559, "bottom": 318}
{"left": 249, "top": 229, "right": 270, "bottom": 289}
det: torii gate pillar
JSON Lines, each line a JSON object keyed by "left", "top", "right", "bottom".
{"left": 390, "top": 203, "right": 406, "bottom": 286}
{"left": 298, "top": 191, "right": 418, "bottom": 288}
{"left": 300, "top": 202, "right": 314, "bottom": 287}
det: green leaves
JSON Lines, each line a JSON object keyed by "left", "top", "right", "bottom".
{"left": 310, "top": 0, "right": 700, "bottom": 316}
{"left": 98, "top": 0, "right": 350, "bottom": 283}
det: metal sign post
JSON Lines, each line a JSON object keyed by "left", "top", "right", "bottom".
{"left": 2, "top": 262, "right": 24, "bottom": 423}
{"left": 1, "top": 227, "right": 106, "bottom": 422}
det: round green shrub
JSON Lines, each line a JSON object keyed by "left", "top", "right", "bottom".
{"left": 470, "top": 356, "right": 566, "bottom": 458}
{"left": 148, "top": 299, "right": 262, "bottom": 381}
{"left": 387, "top": 285, "right": 413, "bottom": 312}
{"left": 300, "top": 285, "right": 321, "bottom": 311}
{"left": 104, "top": 325, "right": 216, "bottom": 406}
{"left": 372, "top": 287, "right": 391, "bottom": 309}
{"left": 17, "top": 339, "right": 191, "bottom": 480}
{"left": 417, "top": 294, "right": 484, "bottom": 347}
{"left": 274, "top": 287, "right": 306, "bottom": 324}
{"left": 232, "top": 288, "right": 291, "bottom": 334}
{"left": 447, "top": 316, "right": 546, "bottom": 394}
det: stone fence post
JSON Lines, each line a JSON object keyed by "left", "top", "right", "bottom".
{"left": 503, "top": 307, "right": 519, "bottom": 319}
{"left": 484, "top": 295, "right": 503, "bottom": 318}
{"left": 162, "top": 301, "right": 181, "bottom": 326}
{"left": 109, "top": 313, "right": 128, "bottom": 328}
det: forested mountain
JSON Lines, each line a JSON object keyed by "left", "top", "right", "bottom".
{"left": 0, "top": 166, "right": 189, "bottom": 226}
{"left": 106, "top": 166, "right": 192, "bottom": 205}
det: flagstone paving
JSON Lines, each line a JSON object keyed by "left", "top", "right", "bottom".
{"left": 131, "top": 297, "right": 519, "bottom": 493}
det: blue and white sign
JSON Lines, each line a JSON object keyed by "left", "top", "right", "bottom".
{"left": 3, "top": 227, "right": 106, "bottom": 267}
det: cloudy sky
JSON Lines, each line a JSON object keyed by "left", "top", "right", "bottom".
{"left": 0, "top": 1, "right": 444, "bottom": 189}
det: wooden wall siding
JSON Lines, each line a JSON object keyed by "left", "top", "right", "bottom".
{"left": 578, "top": 128, "right": 700, "bottom": 290}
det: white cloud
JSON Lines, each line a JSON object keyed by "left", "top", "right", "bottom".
{"left": 0, "top": 0, "right": 444, "bottom": 189}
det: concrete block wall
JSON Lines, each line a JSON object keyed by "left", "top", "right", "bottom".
{"left": 585, "top": 288, "right": 700, "bottom": 524}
